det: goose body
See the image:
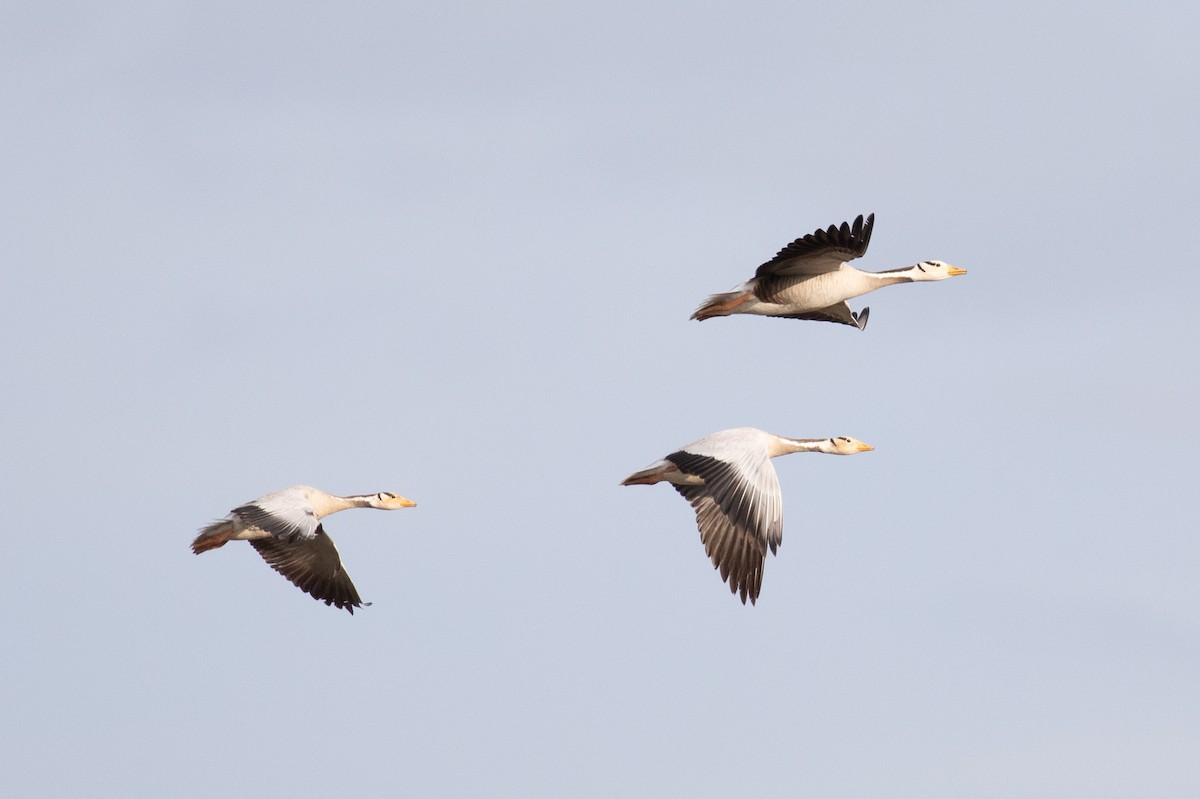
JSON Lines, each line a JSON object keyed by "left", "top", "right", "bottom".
{"left": 622, "top": 427, "right": 872, "bottom": 604}
{"left": 192, "top": 485, "right": 416, "bottom": 614}
{"left": 692, "top": 213, "right": 966, "bottom": 328}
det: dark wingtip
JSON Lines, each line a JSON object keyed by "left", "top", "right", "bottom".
{"left": 859, "top": 213, "right": 875, "bottom": 254}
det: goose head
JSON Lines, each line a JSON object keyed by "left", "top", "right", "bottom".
{"left": 369, "top": 491, "right": 417, "bottom": 509}
{"left": 826, "top": 436, "right": 874, "bottom": 455}
{"left": 911, "top": 260, "right": 967, "bottom": 281}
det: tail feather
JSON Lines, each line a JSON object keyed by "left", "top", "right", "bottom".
{"left": 691, "top": 288, "right": 752, "bottom": 321}
{"left": 621, "top": 461, "right": 670, "bottom": 486}
{"left": 192, "top": 520, "right": 235, "bottom": 554}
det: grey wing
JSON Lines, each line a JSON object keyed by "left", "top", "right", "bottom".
{"left": 249, "top": 524, "right": 369, "bottom": 614}
{"left": 778, "top": 302, "right": 869, "bottom": 330}
{"left": 232, "top": 500, "right": 319, "bottom": 541}
{"left": 754, "top": 213, "right": 874, "bottom": 279}
{"left": 667, "top": 449, "right": 783, "bottom": 605}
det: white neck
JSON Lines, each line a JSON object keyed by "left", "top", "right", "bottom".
{"left": 863, "top": 265, "right": 919, "bottom": 285}
{"left": 307, "top": 490, "right": 373, "bottom": 518}
{"left": 768, "top": 437, "right": 830, "bottom": 457}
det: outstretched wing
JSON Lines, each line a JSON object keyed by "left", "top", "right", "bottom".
{"left": 755, "top": 213, "right": 874, "bottom": 278}
{"left": 250, "top": 524, "right": 369, "bottom": 614}
{"left": 667, "top": 444, "right": 783, "bottom": 605}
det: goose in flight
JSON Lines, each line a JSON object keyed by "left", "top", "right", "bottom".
{"left": 622, "top": 428, "right": 872, "bottom": 604}
{"left": 691, "top": 213, "right": 966, "bottom": 329}
{"left": 192, "top": 485, "right": 416, "bottom": 614}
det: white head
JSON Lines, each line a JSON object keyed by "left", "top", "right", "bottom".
{"left": 826, "top": 436, "right": 874, "bottom": 455}
{"left": 910, "top": 260, "right": 967, "bottom": 281}
{"left": 367, "top": 491, "right": 417, "bottom": 510}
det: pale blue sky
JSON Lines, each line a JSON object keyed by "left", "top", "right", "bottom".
{"left": 2, "top": 2, "right": 1198, "bottom": 797}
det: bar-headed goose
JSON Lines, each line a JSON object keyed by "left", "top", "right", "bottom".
{"left": 622, "top": 428, "right": 872, "bottom": 604}
{"left": 692, "top": 213, "right": 965, "bottom": 329}
{"left": 192, "top": 485, "right": 416, "bottom": 614}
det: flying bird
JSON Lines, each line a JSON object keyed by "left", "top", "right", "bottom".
{"left": 691, "top": 213, "right": 966, "bottom": 328}
{"left": 192, "top": 485, "right": 416, "bottom": 613}
{"left": 622, "top": 428, "right": 872, "bottom": 604}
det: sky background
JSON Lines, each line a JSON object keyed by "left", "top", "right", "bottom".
{"left": 2, "top": 1, "right": 1198, "bottom": 796}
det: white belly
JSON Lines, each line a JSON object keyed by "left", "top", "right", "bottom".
{"left": 749, "top": 268, "right": 878, "bottom": 313}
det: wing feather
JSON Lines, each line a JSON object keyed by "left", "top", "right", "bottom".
{"left": 773, "top": 302, "right": 868, "bottom": 329}
{"left": 668, "top": 444, "right": 783, "bottom": 605}
{"left": 249, "top": 524, "right": 368, "bottom": 614}
{"left": 754, "top": 213, "right": 874, "bottom": 279}
{"left": 233, "top": 488, "right": 320, "bottom": 541}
